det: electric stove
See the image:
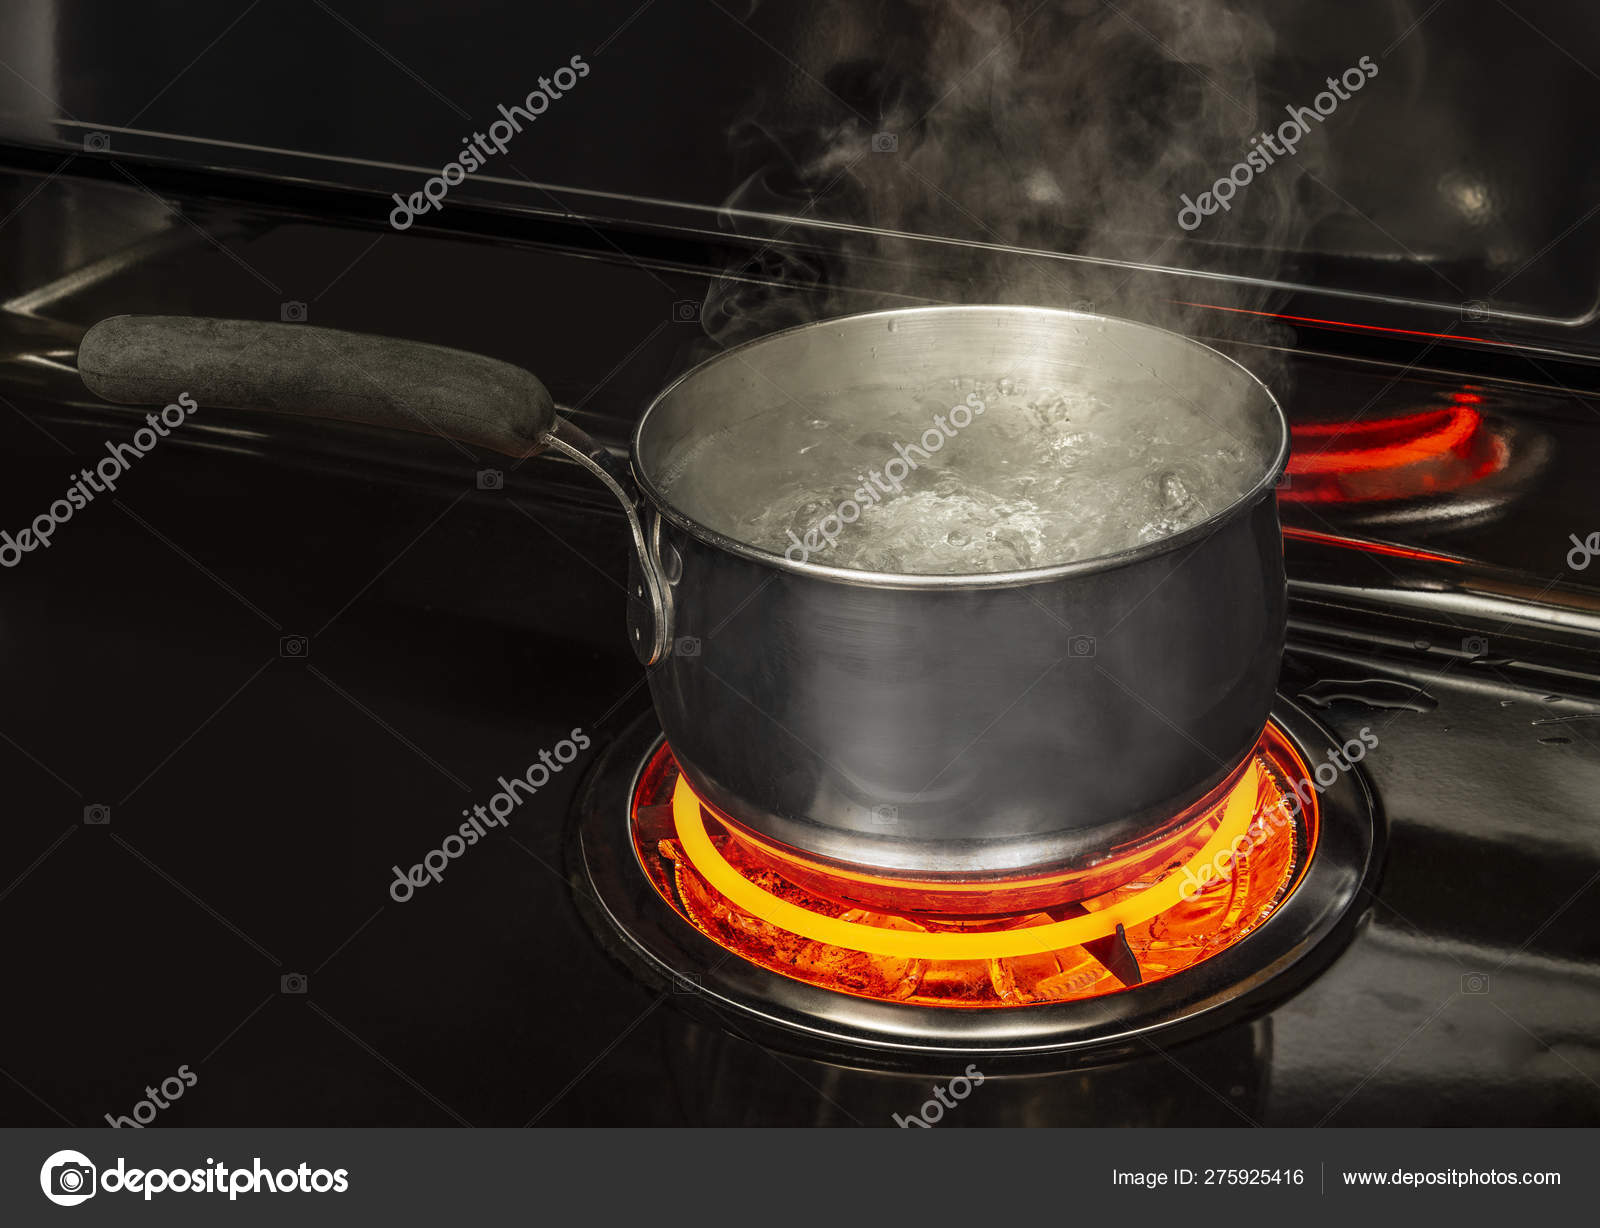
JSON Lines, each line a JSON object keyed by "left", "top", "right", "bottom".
{"left": 3, "top": 0, "right": 1600, "bottom": 1126}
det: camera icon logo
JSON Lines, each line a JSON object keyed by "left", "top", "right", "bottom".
{"left": 674, "top": 636, "right": 701, "bottom": 657}
{"left": 871, "top": 131, "right": 899, "bottom": 153}
{"left": 1069, "top": 635, "right": 1097, "bottom": 657}
{"left": 476, "top": 469, "right": 504, "bottom": 491}
{"left": 280, "top": 301, "right": 308, "bottom": 323}
{"left": 671, "top": 300, "right": 701, "bottom": 323}
{"left": 279, "top": 635, "right": 309, "bottom": 659}
{"left": 281, "top": 973, "right": 308, "bottom": 994}
{"left": 870, "top": 804, "right": 899, "bottom": 822}
{"left": 1275, "top": 471, "right": 1293, "bottom": 491}
{"left": 1460, "top": 300, "right": 1490, "bottom": 323}
{"left": 83, "top": 804, "right": 111, "bottom": 826}
{"left": 40, "top": 1149, "right": 96, "bottom": 1206}
{"left": 1461, "top": 972, "right": 1490, "bottom": 995}
{"left": 83, "top": 132, "right": 110, "bottom": 153}
{"left": 1462, "top": 636, "right": 1488, "bottom": 657}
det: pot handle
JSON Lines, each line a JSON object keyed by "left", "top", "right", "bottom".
{"left": 77, "top": 315, "right": 675, "bottom": 664}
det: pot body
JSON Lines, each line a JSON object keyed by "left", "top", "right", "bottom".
{"left": 632, "top": 305, "right": 1289, "bottom": 879}
{"left": 645, "top": 490, "right": 1285, "bottom": 878}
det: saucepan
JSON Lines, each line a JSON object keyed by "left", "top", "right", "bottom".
{"left": 78, "top": 306, "right": 1288, "bottom": 883}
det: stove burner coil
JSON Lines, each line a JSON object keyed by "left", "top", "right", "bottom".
{"left": 573, "top": 697, "right": 1380, "bottom": 1058}
{"left": 667, "top": 766, "right": 1268, "bottom": 960}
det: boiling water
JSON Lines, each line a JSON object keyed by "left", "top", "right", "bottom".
{"left": 656, "top": 373, "right": 1266, "bottom": 575}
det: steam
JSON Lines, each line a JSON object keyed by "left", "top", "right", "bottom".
{"left": 703, "top": 0, "right": 1326, "bottom": 354}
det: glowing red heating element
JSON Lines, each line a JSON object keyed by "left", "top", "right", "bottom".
{"left": 1281, "top": 394, "right": 1507, "bottom": 505}
{"left": 630, "top": 724, "right": 1319, "bottom": 1008}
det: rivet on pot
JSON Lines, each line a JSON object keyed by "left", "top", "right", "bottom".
{"left": 659, "top": 541, "right": 683, "bottom": 585}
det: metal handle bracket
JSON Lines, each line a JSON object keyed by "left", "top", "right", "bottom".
{"left": 546, "top": 417, "right": 674, "bottom": 666}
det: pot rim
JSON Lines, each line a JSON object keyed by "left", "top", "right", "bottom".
{"left": 630, "top": 305, "right": 1289, "bottom": 590}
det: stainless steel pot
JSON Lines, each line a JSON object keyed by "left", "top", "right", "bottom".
{"left": 78, "top": 306, "right": 1288, "bottom": 882}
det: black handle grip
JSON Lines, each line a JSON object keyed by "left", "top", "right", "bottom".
{"left": 78, "top": 316, "right": 556, "bottom": 457}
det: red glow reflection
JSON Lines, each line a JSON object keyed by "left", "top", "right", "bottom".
{"left": 1281, "top": 526, "right": 1465, "bottom": 564}
{"left": 1174, "top": 301, "right": 1515, "bottom": 347}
